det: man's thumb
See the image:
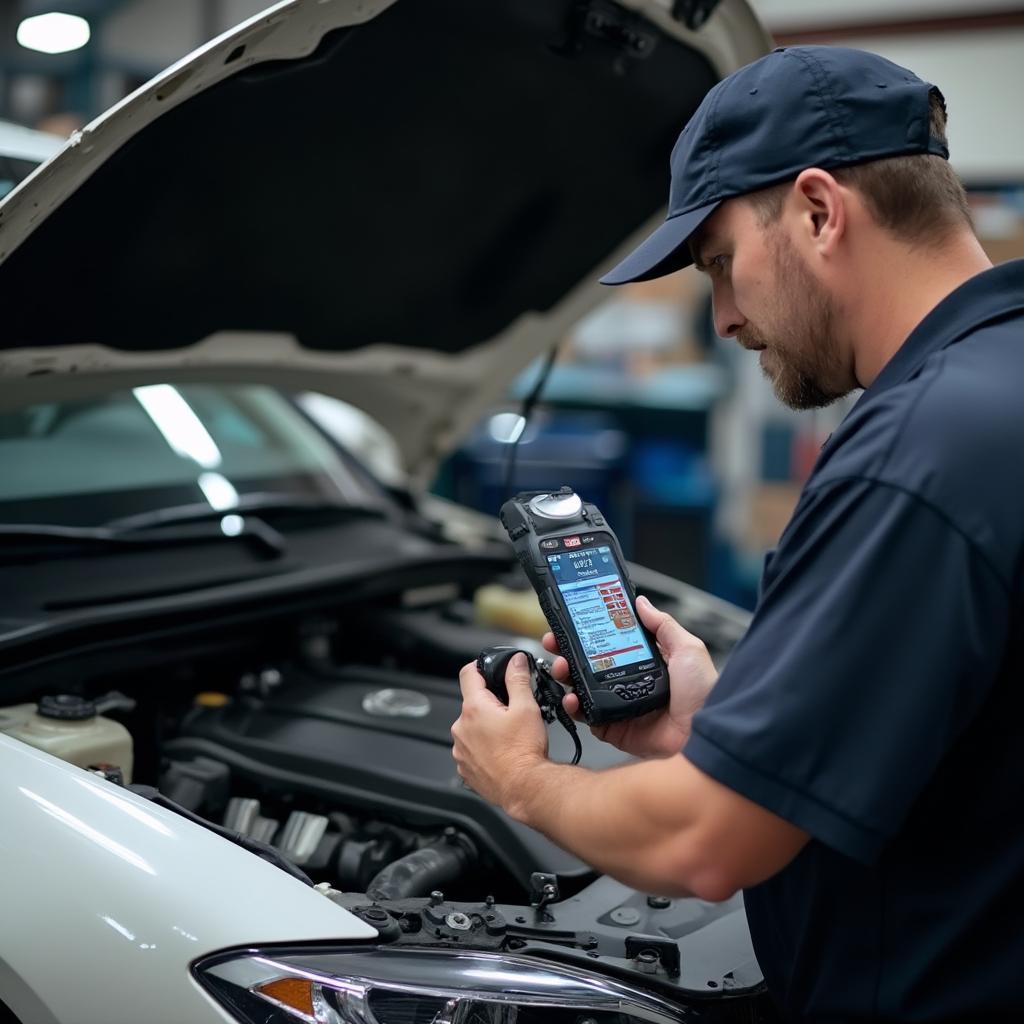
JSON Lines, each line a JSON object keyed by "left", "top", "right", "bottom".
{"left": 504, "top": 652, "right": 535, "bottom": 707}
{"left": 636, "top": 594, "right": 691, "bottom": 658}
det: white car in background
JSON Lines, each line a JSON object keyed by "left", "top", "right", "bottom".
{"left": 0, "top": 118, "right": 62, "bottom": 199}
{"left": 0, "top": 1, "right": 770, "bottom": 1022}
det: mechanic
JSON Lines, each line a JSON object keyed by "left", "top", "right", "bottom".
{"left": 451, "top": 46, "right": 1024, "bottom": 1023}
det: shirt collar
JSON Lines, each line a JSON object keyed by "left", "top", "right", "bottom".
{"left": 866, "top": 258, "right": 1024, "bottom": 399}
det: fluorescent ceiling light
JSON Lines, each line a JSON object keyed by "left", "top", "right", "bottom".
{"left": 17, "top": 13, "right": 91, "bottom": 55}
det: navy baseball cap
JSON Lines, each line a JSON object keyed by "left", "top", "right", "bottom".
{"left": 601, "top": 45, "right": 949, "bottom": 285}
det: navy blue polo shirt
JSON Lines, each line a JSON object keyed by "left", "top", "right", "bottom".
{"left": 685, "top": 260, "right": 1024, "bottom": 1022}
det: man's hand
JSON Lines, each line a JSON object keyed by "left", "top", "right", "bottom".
{"left": 452, "top": 652, "right": 549, "bottom": 812}
{"left": 453, "top": 640, "right": 808, "bottom": 901}
{"left": 543, "top": 595, "right": 717, "bottom": 758}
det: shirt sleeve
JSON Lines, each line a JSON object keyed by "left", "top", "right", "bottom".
{"left": 684, "top": 477, "right": 1011, "bottom": 864}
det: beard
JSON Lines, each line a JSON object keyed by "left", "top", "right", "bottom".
{"left": 739, "top": 235, "right": 851, "bottom": 410}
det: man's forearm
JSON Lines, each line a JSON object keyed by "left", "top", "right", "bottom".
{"left": 453, "top": 632, "right": 805, "bottom": 902}
{"left": 509, "top": 754, "right": 714, "bottom": 898}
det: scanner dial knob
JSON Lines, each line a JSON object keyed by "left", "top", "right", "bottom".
{"left": 528, "top": 491, "right": 583, "bottom": 520}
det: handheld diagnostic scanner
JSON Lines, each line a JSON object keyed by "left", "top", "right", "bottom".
{"left": 498, "top": 488, "right": 668, "bottom": 725}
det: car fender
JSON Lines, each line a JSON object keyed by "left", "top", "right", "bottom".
{"left": 0, "top": 734, "right": 376, "bottom": 1024}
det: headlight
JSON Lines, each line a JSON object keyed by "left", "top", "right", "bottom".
{"left": 195, "top": 946, "right": 687, "bottom": 1024}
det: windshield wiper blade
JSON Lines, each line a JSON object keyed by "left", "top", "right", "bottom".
{"left": 0, "top": 495, "right": 384, "bottom": 563}
{"left": 104, "top": 492, "right": 385, "bottom": 533}
{"left": 0, "top": 517, "right": 286, "bottom": 559}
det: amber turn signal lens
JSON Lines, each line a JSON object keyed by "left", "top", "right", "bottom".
{"left": 256, "top": 976, "right": 314, "bottom": 1016}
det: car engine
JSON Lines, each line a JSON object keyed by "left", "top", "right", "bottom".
{"left": 165, "top": 657, "right": 629, "bottom": 898}
{"left": 1, "top": 566, "right": 773, "bottom": 1017}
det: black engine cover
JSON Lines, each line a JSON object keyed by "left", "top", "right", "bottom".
{"left": 171, "top": 665, "right": 630, "bottom": 888}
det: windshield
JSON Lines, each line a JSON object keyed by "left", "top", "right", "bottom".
{"left": 0, "top": 383, "right": 381, "bottom": 527}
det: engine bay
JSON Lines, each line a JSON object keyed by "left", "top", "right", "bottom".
{"left": 0, "top": 556, "right": 770, "bottom": 1015}
{"left": 166, "top": 657, "right": 625, "bottom": 896}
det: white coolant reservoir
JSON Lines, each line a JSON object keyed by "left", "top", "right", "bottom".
{"left": 0, "top": 694, "right": 134, "bottom": 782}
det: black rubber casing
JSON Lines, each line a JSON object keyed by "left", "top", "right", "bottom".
{"left": 499, "top": 490, "right": 668, "bottom": 725}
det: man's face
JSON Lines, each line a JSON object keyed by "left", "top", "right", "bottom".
{"left": 692, "top": 198, "right": 853, "bottom": 410}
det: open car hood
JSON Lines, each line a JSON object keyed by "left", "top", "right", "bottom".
{"left": 0, "top": 0, "right": 769, "bottom": 482}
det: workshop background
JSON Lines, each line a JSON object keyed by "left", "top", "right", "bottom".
{"left": 2, "top": 0, "right": 1022, "bottom": 608}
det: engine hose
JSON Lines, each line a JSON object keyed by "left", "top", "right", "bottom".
{"left": 366, "top": 833, "right": 476, "bottom": 902}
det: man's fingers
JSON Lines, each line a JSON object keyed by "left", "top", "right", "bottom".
{"left": 504, "top": 652, "right": 537, "bottom": 709}
{"left": 560, "top": 691, "right": 609, "bottom": 739}
{"left": 541, "top": 635, "right": 570, "bottom": 681}
{"left": 459, "top": 661, "right": 487, "bottom": 701}
{"left": 561, "top": 691, "right": 584, "bottom": 722}
{"left": 636, "top": 595, "right": 700, "bottom": 659}
{"left": 459, "top": 661, "right": 504, "bottom": 708}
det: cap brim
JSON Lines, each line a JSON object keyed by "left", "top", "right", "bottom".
{"left": 599, "top": 200, "right": 721, "bottom": 285}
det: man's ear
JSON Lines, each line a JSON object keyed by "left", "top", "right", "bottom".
{"left": 791, "top": 168, "right": 845, "bottom": 256}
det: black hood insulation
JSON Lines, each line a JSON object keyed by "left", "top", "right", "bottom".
{"left": 0, "top": 0, "right": 717, "bottom": 354}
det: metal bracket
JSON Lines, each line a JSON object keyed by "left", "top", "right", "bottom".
{"left": 529, "top": 872, "right": 560, "bottom": 916}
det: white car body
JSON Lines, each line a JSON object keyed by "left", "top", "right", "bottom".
{"left": 0, "top": 736, "right": 375, "bottom": 1024}
{"left": 0, "top": 120, "right": 62, "bottom": 200}
{"left": 0, "top": 119, "right": 63, "bottom": 166}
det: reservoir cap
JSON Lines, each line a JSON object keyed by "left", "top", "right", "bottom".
{"left": 37, "top": 694, "right": 96, "bottom": 721}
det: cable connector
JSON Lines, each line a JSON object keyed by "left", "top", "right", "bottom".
{"left": 477, "top": 646, "right": 583, "bottom": 766}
